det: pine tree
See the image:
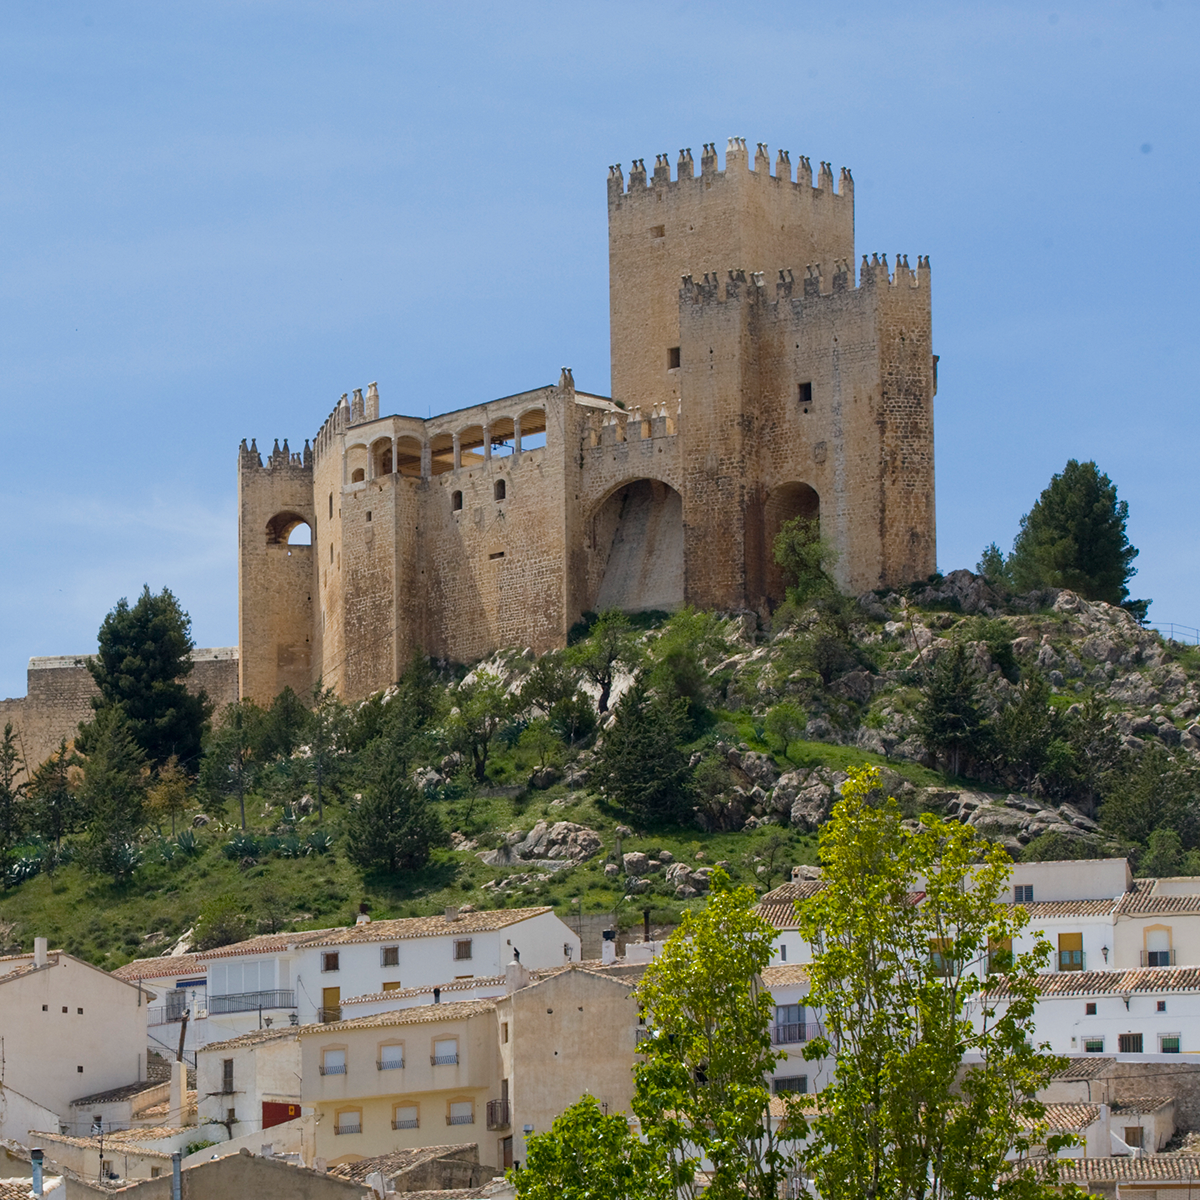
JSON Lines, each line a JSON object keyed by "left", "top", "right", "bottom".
{"left": 81, "top": 586, "right": 212, "bottom": 769}
{"left": 78, "top": 707, "right": 148, "bottom": 882}
{"left": 345, "top": 757, "right": 446, "bottom": 873}
{"left": 26, "top": 738, "right": 80, "bottom": 860}
{"left": 916, "top": 642, "right": 988, "bottom": 777}
{"left": 0, "top": 723, "right": 27, "bottom": 887}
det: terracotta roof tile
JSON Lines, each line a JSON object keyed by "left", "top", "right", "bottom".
{"left": 1117, "top": 893, "right": 1200, "bottom": 916}
{"left": 1042, "top": 1103, "right": 1100, "bottom": 1132}
{"left": 759, "top": 881, "right": 826, "bottom": 905}
{"left": 990, "top": 966, "right": 1200, "bottom": 998}
{"left": 1052, "top": 1155, "right": 1200, "bottom": 1182}
{"left": 29, "top": 1131, "right": 173, "bottom": 1160}
{"left": 298, "top": 997, "right": 497, "bottom": 1036}
{"left": 1052, "top": 1057, "right": 1114, "bottom": 1080}
{"left": 193, "top": 930, "right": 332, "bottom": 961}
{"left": 70, "top": 1081, "right": 164, "bottom": 1107}
{"left": 1017, "top": 899, "right": 1117, "bottom": 918}
{"left": 302, "top": 907, "right": 554, "bottom": 948}
{"left": 1111, "top": 1094, "right": 1175, "bottom": 1113}
{"left": 200, "top": 1027, "right": 298, "bottom": 1053}
{"left": 760, "top": 965, "right": 809, "bottom": 987}
{"left": 342, "top": 977, "right": 505, "bottom": 1006}
{"left": 111, "top": 955, "right": 206, "bottom": 981}
{"left": 327, "top": 1144, "right": 472, "bottom": 1183}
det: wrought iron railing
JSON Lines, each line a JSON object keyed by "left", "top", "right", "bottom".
{"left": 377, "top": 1058, "right": 405, "bottom": 1071}
{"left": 487, "top": 1099, "right": 511, "bottom": 1130}
{"left": 431, "top": 1053, "right": 459, "bottom": 1065}
{"left": 392, "top": 1118, "right": 419, "bottom": 1130}
{"left": 319, "top": 1063, "right": 347, "bottom": 1076}
{"left": 335, "top": 1122, "right": 360, "bottom": 1135}
{"left": 1142, "top": 949, "right": 1176, "bottom": 967}
{"left": 447, "top": 1112, "right": 475, "bottom": 1125}
{"left": 771, "top": 1022, "right": 823, "bottom": 1046}
{"left": 208, "top": 990, "right": 296, "bottom": 1015}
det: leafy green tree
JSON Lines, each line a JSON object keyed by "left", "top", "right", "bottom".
{"left": 345, "top": 756, "right": 446, "bottom": 874}
{"left": 1006, "top": 459, "right": 1147, "bottom": 617}
{"left": 798, "top": 765, "right": 1076, "bottom": 1200}
{"left": 194, "top": 893, "right": 253, "bottom": 950}
{"left": 448, "top": 670, "right": 512, "bottom": 782}
{"left": 519, "top": 653, "right": 594, "bottom": 743}
{"left": 1020, "top": 829, "right": 1100, "bottom": 862}
{"left": 1142, "top": 827, "right": 1183, "bottom": 877}
{"left": 26, "top": 738, "right": 81, "bottom": 860}
{"left": 633, "top": 871, "right": 804, "bottom": 1199}
{"left": 516, "top": 1094, "right": 667, "bottom": 1199}
{"left": 0, "top": 723, "right": 27, "bottom": 887}
{"left": 776, "top": 593, "right": 864, "bottom": 689}
{"left": 256, "top": 687, "right": 311, "bottom": 761}
{"left": 774, "top": 514, "right": 839, "bottom": 604}
{"left": 199, "top": 699, "right": 264, "bottom": 829}
{"left": 301, "top": 684, "right": 352, "bottom": 821}
{"left": 568, "top": 609, "right": 639, "bottom": 714}
{"left": 976, "top": 542, "right": 1011, "bottom": 590}
{"left": 81, "top": 585, "right": 212, "bottom": 769}
{"left": 593, "top": 675, "right": 692, "bottom": 822}
{"left": 763, "top": 701, "right": 806, "bottom": 759}
{"left": 1100, "top": 743, "right": 1200, "bottom": 848}
{"left": 78, "top": 706, "right": 148, "bottom": 882}
{"left": 645, "top": 608, "right": 729, "bottom": 728}
{"left": 146, "top": 755, "right": 190, "bottom": 836}
{"left": 518, "top": 718, "right": 564, "bottom": 773}
{"left": 916, "top": 642, "right": 989, "bottom": 777}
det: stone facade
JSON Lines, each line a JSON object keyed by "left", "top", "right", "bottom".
{"left": 239, "top": 137, "right": 938, "bottom": 704}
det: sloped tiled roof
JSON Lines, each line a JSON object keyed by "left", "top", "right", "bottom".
{"left": 1018, "top": 900, "right": 1118, "bottom": 918}
{"left": 342, "top": 976, "right": 506, "bottom": 1006}
{"left": 70, "top": 1081, "right": 164, "bottom": 1107}
{"left": 1051, "top": 1155, "right": 1200, "bottom": 1182}
{"left": 328, "top": 1144, "right": 473, "bottom": 1183}
{"left": 990, "top": 966, "right": 1200, "bottom": 999}
{"left": 1117, "top": 892, "right": 1200, "bottom": 916}
{"left": 1111, "top": 1094, "right": 1174, "bottom": 1113}
{"left": 29, "top": 1131, "right": 173, "bottom": 1160}
{"left": 760, "top": 964, "right": 809, "bottom": 987}
{"left": 760, "top": 880, "right": 827, "bottom": 905}
{"left": 302, "top": 907, "right": 554, "bottom": 949}
{"left": 1042, "top": 1103, "right": 1100, "bottom": 1132}
{"left": 1052, "top": 1057, "right": 1114, "bottom": 1080}
{"left": 193, "top": 929, "right": 332, "bottom": 961}
{"left": 299, "top": 997, "right": 497, "bottom": 1036}
{"left": 200, "top": 1026, "right": 299, "bottom": 1053}
{"left": 111, "top": 954, "right": 206, "bottom": 981}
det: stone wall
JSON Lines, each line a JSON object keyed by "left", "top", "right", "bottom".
{"left": 0, "top": 649, "right": 238, "bottom": 775}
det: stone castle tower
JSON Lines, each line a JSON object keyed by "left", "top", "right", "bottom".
{"left": 238, "top": 137, "right": 937, "bottom": 704}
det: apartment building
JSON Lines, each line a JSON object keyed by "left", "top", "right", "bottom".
{"left": 195, "top": 1027, "right": 303, "bottom": 1140}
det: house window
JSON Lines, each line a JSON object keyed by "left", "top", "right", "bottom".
{"left": 393, "top": 1104, "right": 419, "bottom": 1130}
{"left": 448, "top": 1100, "right": 474, "bottom": 1126}
{"left": 1014, "top": 885, "right": 1034, "bottom": 903}
{"left": 452, "top": 490, "right": 463, "bottom": 511}
{"left": 1086, "top": 1003, "right": 1097, "bottom": 1016}
{"left": 929, "top": 939, "right": 955, "bottom": 977}
{"left": 1057, "top": 933, "right": 1084, "bottom": 972}
{"left": 321, "top": 1049, "right": 347, "bottom": 1076}
{"left": 494, "top": 479, "right": 506, "bottom": 501}
{"left": 151, "top": 1168, "right": 161, "bottom": 1178}
{"left": 1145, "top": 928, "right": 1173, "bottom": 967}
{"left": 222, "top": 1059, "right": 234, "bottom": 1093}
{"left": 774, "top": 1076, "right": 808, "bottom": 1094}
{"left": 667, "top": 347, "right": 681, "bottom": 370}
{"left": 774, "top": 1004, "right": 807, "bottom": 1044}
{"left": 381, "top": 946, "right": 399, "bottom": 967}
{"left": 454, "top": 939, "right": 473, "bottom": 961}
{"left": 501, "top": 1022, "right": 509, "bottom": 1044}
{"left": 377, "top": 1043, "right": 404, "bottom": 1071}
{"left": 382, "top": 981, "right": 402, "bottom": 992}
{"left": 1084, "top": 1037, "right": 1105, "bottom": 1053}
{"left": 1124, "top": 1127, "right": 1144, "bottom": 1149}
{"left": 335, "top": 1109, "right": 361, "bottom": 1136}
{"left": 322, "top": 952, "right": 340, "bottom": 973}
{"left": 432, "top": 1038, "right": 458, "bottom": 1066}
{"left": 987, "top": 938, "right": 1013, "bottom": 975}
{"left": 1160, "top": 1034, "right": 1181, "bottom": 1054}
{"left": 1118, "top": 1033, "right": 1144, "bottom": 1054}
{"left": 1158, "top": 1001, "right": 1167, "bottom": 1013}
{"left": 780, "top": 944, "right": 787, "bottom": 962}
{"left": 798, "top": 381, "right": 813, "bottom": 411}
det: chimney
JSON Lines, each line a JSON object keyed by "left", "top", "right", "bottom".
{"left": 171, "top": 1152, "right": 181, "bottom": 1200}
{"left": 643, "top": 908, "right": 652, "bottom": 944}
{"left": 355, "top": 903, "right": 370, "bottom": 926}
{"left": 601, "top": 930, "right": 617, "bottom": 966}
{"left": 169, "top": 1060, "right": 186, "bottom": 1127}
{"left": 433, "top": 987, "right": 441, "bottom": 1005}
{"left": 34, "top": 937, "right": 47, "bottom": 968}
{"left": 505, "top": 957, "right": 531, "bottom": 995}
{"left": 31, "top": 1149, "right": 44, "bottom": 1197}
{"left": 444, "top": 906, "right": 460, "bottom": 922}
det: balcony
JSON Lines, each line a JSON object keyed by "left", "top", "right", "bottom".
{"left": 486, "top": 1099, "right": 511, "bottom": 1130}
{"left": 1056, "top": 951, "right": 1086, "bottom": 973}
{"left": 335, "top": 1123, "right": 360, "bottom": 1136}
{"left": 431, "top": 1053, "right": 459, "bottom": 1066}
{"left": 318, "top": 1006, "right": 342, "bottom": 1023}
{"left": 208, "top": 990, "right": 296, "bottom": 1015}
{"left": 377, "top": 1059, "right": 405, "bottom": 1071}
{"left": 447, "top": 1113, "right": 475, "bottom": 1126}
{"left": 771, "top": 1022, "right": 823, "bottom": 1046}
{"left": 1142, "top": 949, "right": 1176, "bottom": 967}
{"left": 392, "top": 1118, "right": 419, "bottom": 1130}
{"left": 319, "top": 1063, "right": 347, "bottom": 1076}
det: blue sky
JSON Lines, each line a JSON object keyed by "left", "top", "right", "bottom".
{"left": 2, "top": 0, "right": 1196, "bottom": 700}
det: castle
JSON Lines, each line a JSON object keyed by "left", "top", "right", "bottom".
{"left": 1, "top": 136, "right": 937, "bottom": 767}
{"left": 238, "top": 137, "right": 937, "bottom": 705}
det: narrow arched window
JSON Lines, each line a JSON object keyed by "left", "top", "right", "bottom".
{"left": 351, "top": 467, "right": 365, "bottom": 483}
{"left": 494, "top": 479, "right": 506, "bottom": 502}
{"left": 452, "top": 491, "right": 463, "bottom": 511}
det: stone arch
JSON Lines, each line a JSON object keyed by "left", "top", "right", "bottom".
{"left": 586, "top": 478, "right": 684, "bottom": 613}
{"left": 489, "top": 416, "right": 515, "bottom": 458}
{"left": 371, "top": 437, "right": 393, "bottom": 477}
{"left": 761, "top": 481, "right": 821, "bottom": 604}
{"left": 394, "top": 436, "right": 423, "bottom": 477}
{"left": 266, "top": 511, "right": 311, "bottom": 545}
{"left": 518, "top": 407, "right": 547, "bottom": 450}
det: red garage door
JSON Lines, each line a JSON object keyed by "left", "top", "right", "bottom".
{"left": 262, "top": 1101, "right": 300, "bottom": 1129}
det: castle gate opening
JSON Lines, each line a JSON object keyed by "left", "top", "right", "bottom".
{"left": 760, "top": 482, "right": 820, "bottom": 605}
{"left": 588, "top": 479, "right": 684, "bottom": 614}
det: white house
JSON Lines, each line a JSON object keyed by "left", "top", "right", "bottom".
{"left": 0, "top": 940, "right": 153, "bottom": 1145}
{"left": 111, "top": 954, "right": 211, "bottom": 1058}
{"left": 194, "top": 906, "right": 580, "bottom": 1027}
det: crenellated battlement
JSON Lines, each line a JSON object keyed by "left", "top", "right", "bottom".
{"left": 680, "top": 253, "right": 930, "bottom": 307}
{"left": 582, "top": 397, "right": 680, "bottom": 449}
{"left": 607, "top": 136, "right": 853, "bottom": 200}
{"left": 238, "top": 437, "right": 312, "bottom": 472}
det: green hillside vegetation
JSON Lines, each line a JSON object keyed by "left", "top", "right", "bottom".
{"left": 0, "top": 460, "right": 1197, "bottom": 968}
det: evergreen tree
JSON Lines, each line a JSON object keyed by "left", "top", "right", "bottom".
{"left": 593, "top": 675, "right": 692, "bottom": 821}
{"left": 774, "top": 513, "right": 839, "bottom": 604}
{"left": 0, "top": 723, "right": 27, "bottom": 887}
{"left": 992, "top": 672, "right": 1070, "bottom": 793}
{"left": 146, "top": 755, "right": 190, "bottom": 836}
{"left": 346, "top": 756, "right": 446, "bottom": 873}
{"left": 448, "top": 670, "right": 512, "bottom": 782}
{"left": 78, "top": 707, "right": 148, "bottom": 882}
{"left": 568, "top": 609, "right": 639, "bottom": 713}
{"left": 26, "top": 738, "right": 80, "bottom": 858}
{"left": 81, "top": 586, "right": 211, "bottom": 768}
{"left": 1007, "top": 459, "right": 1147, "bottom": 617}
{"left": 199, "top": 699, "right": 264, "bottom": 829}
{"left": 916, "top": 642, "right": 988, "bottom": 777}
{"left": 1100, "top": 743, "right": 1200, "bottom": 849}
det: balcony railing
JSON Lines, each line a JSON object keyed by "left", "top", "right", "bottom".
{"left": 392, "top": 1118, "right": 419, "bottom": 1130}
{"left": 1142, "top": 949, "right": 1176, "bottom": 967}
{"left": 1056, "top": 951, "right": 1086, "bottom": 973}
{"left": 635, "top": 1028, "right": 652, "bottom": 1046}
{"left": 377, "top": 1059, "right": 405, "bottom": 1071}
{"left": 319, "top": 1006, "right": 342, "bottom": 1023}
{"left": 771, "top": 1022, "right": 823, "bottom": 1046}
{"left": 487, "top": 1099, "right": 511, "bottom": 1130}
{"left": 319, "top": 1063, "right": 347, "bottom": 1076}
{"left": 335, "top": 1123, "right": 360, "bottom": 1136}
{"left": 431, "top": 1053, "right": 459, "bottom": 1066}
{"left": 447, "top": 1113, "right": 475, "bottom": 1125}
{"left": 208, "top": 990, "right": 296, "bottom": 1015}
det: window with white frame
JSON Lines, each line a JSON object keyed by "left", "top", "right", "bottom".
{"left": 321, "top": 1048, "right": 346, "bottom": 1076}
{"left": 448, "top": 1100, "right": 474, "bottom": 1126}
{"left": 335, "top": 1108, "right": 361, "bottom": 1135}
{"left": 393, "top": 1104, "right": 419, "bottom": 1130}
{"left": 432, "top": 1038, "right": 458, "bottom": 1066}
{"left": 378, "top": 1042, "right": 404, "bottom": 1070}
